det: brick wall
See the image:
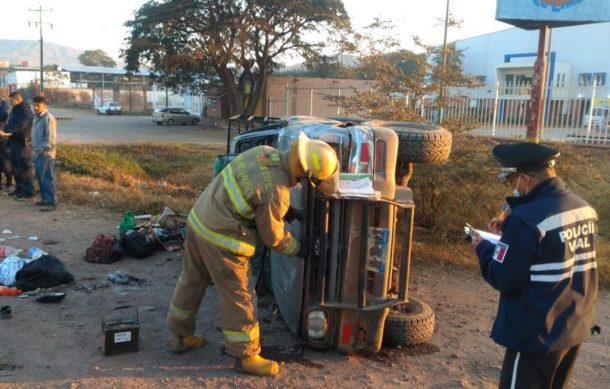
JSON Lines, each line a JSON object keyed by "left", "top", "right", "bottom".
{"left": 264, "top": 75, "right": 374, "bottom": 118}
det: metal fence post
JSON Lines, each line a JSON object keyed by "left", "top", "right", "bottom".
{"left": 585, "top": 79, "right": 597, "bottom": 144}
{"left": 285, "top": 84, "right": 289, "bottom": 116}
{"left": 310, "top": 89, "right": 313, "bottom": 116}
{"left": 268, "top": 96, "right": 272, "bottom": 117}
{"left": 337, "top": 89, "right": 341, "bottom": 116}
{"left": 492, "top": 81, "right": 500, "bottom": 137}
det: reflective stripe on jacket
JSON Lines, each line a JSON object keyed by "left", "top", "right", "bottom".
{"left": 189, "top": 146, "right": 300, "bottom": 257}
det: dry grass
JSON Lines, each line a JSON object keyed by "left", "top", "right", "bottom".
{"left": 410, "top": 134, "right": 610, "bottom": 287}
{"left": 57, "top": 143, "right": 222, "bottom": 215}
{"left": 54, "top": 138, "right": 609, "bottom": 287}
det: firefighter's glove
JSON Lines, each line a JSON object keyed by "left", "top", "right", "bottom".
{"left": 296, "top": 239, "right": 309, "bottom": 258}
{"left": 284, "top": 206, "right": 304, "bottom": 223}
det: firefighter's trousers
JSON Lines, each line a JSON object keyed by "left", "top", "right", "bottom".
{"left": 167, "top": 228, "right": 261, "bottom": 357}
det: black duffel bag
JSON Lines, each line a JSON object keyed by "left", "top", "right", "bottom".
{"left": 121, "top": 228, "right": 159, "bottom": 259}
{"left": 15, "top": 255, "right": 75, "bottom": 291}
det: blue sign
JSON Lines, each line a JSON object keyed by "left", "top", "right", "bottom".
{"left": 497, "top": 0, "right": 610, "bottom": 29}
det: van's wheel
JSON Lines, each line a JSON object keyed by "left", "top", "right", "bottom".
{"left": 365, "top": 121, "right": 452, "bottom": 164}
{"left": 383, "top": 297, "right": 435, "bottom": 347}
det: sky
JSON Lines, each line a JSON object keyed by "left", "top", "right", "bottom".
{"left": 2, "top": 0, "right": 511, "bottom": 63}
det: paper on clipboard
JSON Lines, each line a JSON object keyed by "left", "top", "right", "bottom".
{"left": 337, "top": 173, "right": 380, "bottom": 199}
{"left": 465, "top": 223, "right": 501, "bottom": 244}
{"left": 476, "top": 229, "right": 501, "bottom": 244}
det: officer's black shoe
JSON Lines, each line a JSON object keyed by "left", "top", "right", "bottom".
{"left": 7, "top": 190, "right": 21, "bottom": 197}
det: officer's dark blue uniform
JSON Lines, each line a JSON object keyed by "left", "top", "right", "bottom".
{"left": 474, "top": 142, "right": 598, "bottom": 389}
{"left": 4, "top": 95, "right": 34, "bottom": 198}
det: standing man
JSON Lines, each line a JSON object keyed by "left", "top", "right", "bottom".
{"left": 167, "top": 133, "right": 338, "bottom": 377}
{"left": 0, "top": 92, "right": 34, "bottom": 200}
{"left": 0, "top": 94, "right": 14, "bottom": 193}
{"left": 31, "top": 96, "right": 57, "bottom": 211}
{"left": 470, "top": 142, "right": 598, "bottom": 389}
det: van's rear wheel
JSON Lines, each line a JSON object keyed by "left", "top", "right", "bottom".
{"left": 383, "top": 297, "right": 435, "bottom": 347}
{"left": 365, "top": 121, "right": 452, "bottom": 164}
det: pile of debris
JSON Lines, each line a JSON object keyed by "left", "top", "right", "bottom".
{"left": 84, "top": 206, "right": 187, "bottom": 264}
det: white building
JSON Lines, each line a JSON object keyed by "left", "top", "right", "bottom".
{"left": 456, "top": 22, "right": 610, "bottom": 106}
{"left": 5, "top": 67, "right": 71, "bottom": 90}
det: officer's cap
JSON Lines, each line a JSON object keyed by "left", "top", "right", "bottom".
{"left": 492, "top": 142, "right": 560, "bottom": 181}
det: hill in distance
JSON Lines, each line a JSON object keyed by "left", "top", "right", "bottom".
{"left": 0, "top": 39, "right": 84, "bottom": 67}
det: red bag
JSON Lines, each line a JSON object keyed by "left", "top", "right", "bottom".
{"left": 84, "top": 234, "right": 121, "bottom": 264}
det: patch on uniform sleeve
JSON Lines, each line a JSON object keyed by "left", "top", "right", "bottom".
{"left": 492, "top": 242, "right": 509, "bottom": 263}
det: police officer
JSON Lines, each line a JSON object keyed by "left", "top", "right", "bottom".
{"left": 167, "top": 133, "right": 339, "bottom": 377}
{"left": 0, "top": 92, "right": 34, "bottom": 199}
{"left": 470, "top": 142, "right": 598, "bottom": 389}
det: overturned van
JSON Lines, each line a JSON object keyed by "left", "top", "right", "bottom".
{"left": 227, "top": 116, "right": 452, "bottom": 353}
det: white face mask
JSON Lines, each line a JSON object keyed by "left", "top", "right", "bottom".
{"left": 512, "top": 176, "right": 522, "bottom": 197}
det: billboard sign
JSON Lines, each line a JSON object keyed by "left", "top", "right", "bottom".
{"left": 497, "top": 0, "right": 610, "bottom": 30}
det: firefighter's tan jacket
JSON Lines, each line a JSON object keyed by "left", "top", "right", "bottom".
{"left": 187, "top": 145, "right": 300, "bottom": 257}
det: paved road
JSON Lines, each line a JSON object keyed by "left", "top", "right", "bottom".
{"left": 53, "top": 108, "right": 228, "bottom": 145}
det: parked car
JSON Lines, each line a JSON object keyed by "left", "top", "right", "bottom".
{"left": 152, "top": 107, "right": 200, "bottom": 125}
{"left": 582, "top": 106, "right": 610, "bottom": 128}
{"left": 222, "top": 115, "right": 452, "bottom": 354}
{"left": 96, "top": 101, "right": 122, "bottom": 115}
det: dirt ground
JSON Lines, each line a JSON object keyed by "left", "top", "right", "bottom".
{"left": 0, "top": 195, "right": 609, "bottom": 389}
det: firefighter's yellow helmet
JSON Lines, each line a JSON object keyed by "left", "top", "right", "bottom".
{"left": 296, "top": 132, "right": 339, "bottom": 194}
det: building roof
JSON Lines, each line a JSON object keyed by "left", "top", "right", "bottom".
{"left": 58, "top": 65, "right": 151, "bottom": 76}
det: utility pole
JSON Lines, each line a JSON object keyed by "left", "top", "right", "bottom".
{"left": 439, "top": 0, "right": 450, "bottom": 123}
{"left": 29, "top": 2, "right": 53, "bottom": 96}
{"left": 526, "top": 25, "right": 549, "bottom": 143}
{"left": 442, "top": 0, "right": 450, "bottom": 74}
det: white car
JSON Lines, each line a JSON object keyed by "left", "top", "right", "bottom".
{"left": 96, "top": 101, "right": 122, "bottom": 115}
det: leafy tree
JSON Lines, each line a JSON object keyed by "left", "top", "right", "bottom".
{"left": 326, "top": 18, "right": 473, "bottom": 121}
{"left": 122, "top": 0, "right": 350, "bottom": 116}
{"left": 78, "top": 49, "right": 117, "bottom": 67}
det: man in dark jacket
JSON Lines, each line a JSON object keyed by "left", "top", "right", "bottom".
{"left": 0, "top": 92, "right": 34, "bottom": 199}
{"left": 470, "top": 142, "right": 598, "bottom": 389}
{"left": 0, "top": 95, "right": 14, "bottom": 193}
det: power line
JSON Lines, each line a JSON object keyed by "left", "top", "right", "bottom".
{"left": 28, "top": 3, "right": 53, "bottom": 95}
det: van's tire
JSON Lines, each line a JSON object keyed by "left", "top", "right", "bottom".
{"left": 383, "top": 297, "right": 435, "bottom": 347}
{"left": 366, "top": 121, "right": 452, "bottom": 164}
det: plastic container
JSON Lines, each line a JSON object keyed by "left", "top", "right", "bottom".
{"left": 0, "top": 246, "right": 22, "bottom": 258}
{"left": 27, "top": 247, "right": 47, "bottom": 260}
{"left": 108, "top": 271, "right": 130, "bottom": 284}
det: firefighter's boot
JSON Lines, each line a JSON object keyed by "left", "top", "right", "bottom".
{"left": 235, "top": 354, "right": 280, "bottom": 376}
{"left": 171, "top": 334, "right": 206, "bottom": 353}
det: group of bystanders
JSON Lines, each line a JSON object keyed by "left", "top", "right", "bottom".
{"left": 0, "top": 92, "right": 57, "bottom": 211}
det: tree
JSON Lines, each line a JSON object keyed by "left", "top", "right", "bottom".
{"left": 326, "top": 19, "right": 472, "bottom": 121}
{"left": 122, "top": 0, "right": 350, "bottom": 116}
{"left": 78, "top": 49, "right": 117, "bottom": 67}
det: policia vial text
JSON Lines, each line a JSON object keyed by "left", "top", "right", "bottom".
{"left": 558, "top": 221, "right": 595, "bottom": 252}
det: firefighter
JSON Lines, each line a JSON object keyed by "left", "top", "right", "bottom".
{"left": 167, "top": 132, "right": 339, "bottom": 376}
{"left": 470, "top": 142, "right": 598, "bottom": 389}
